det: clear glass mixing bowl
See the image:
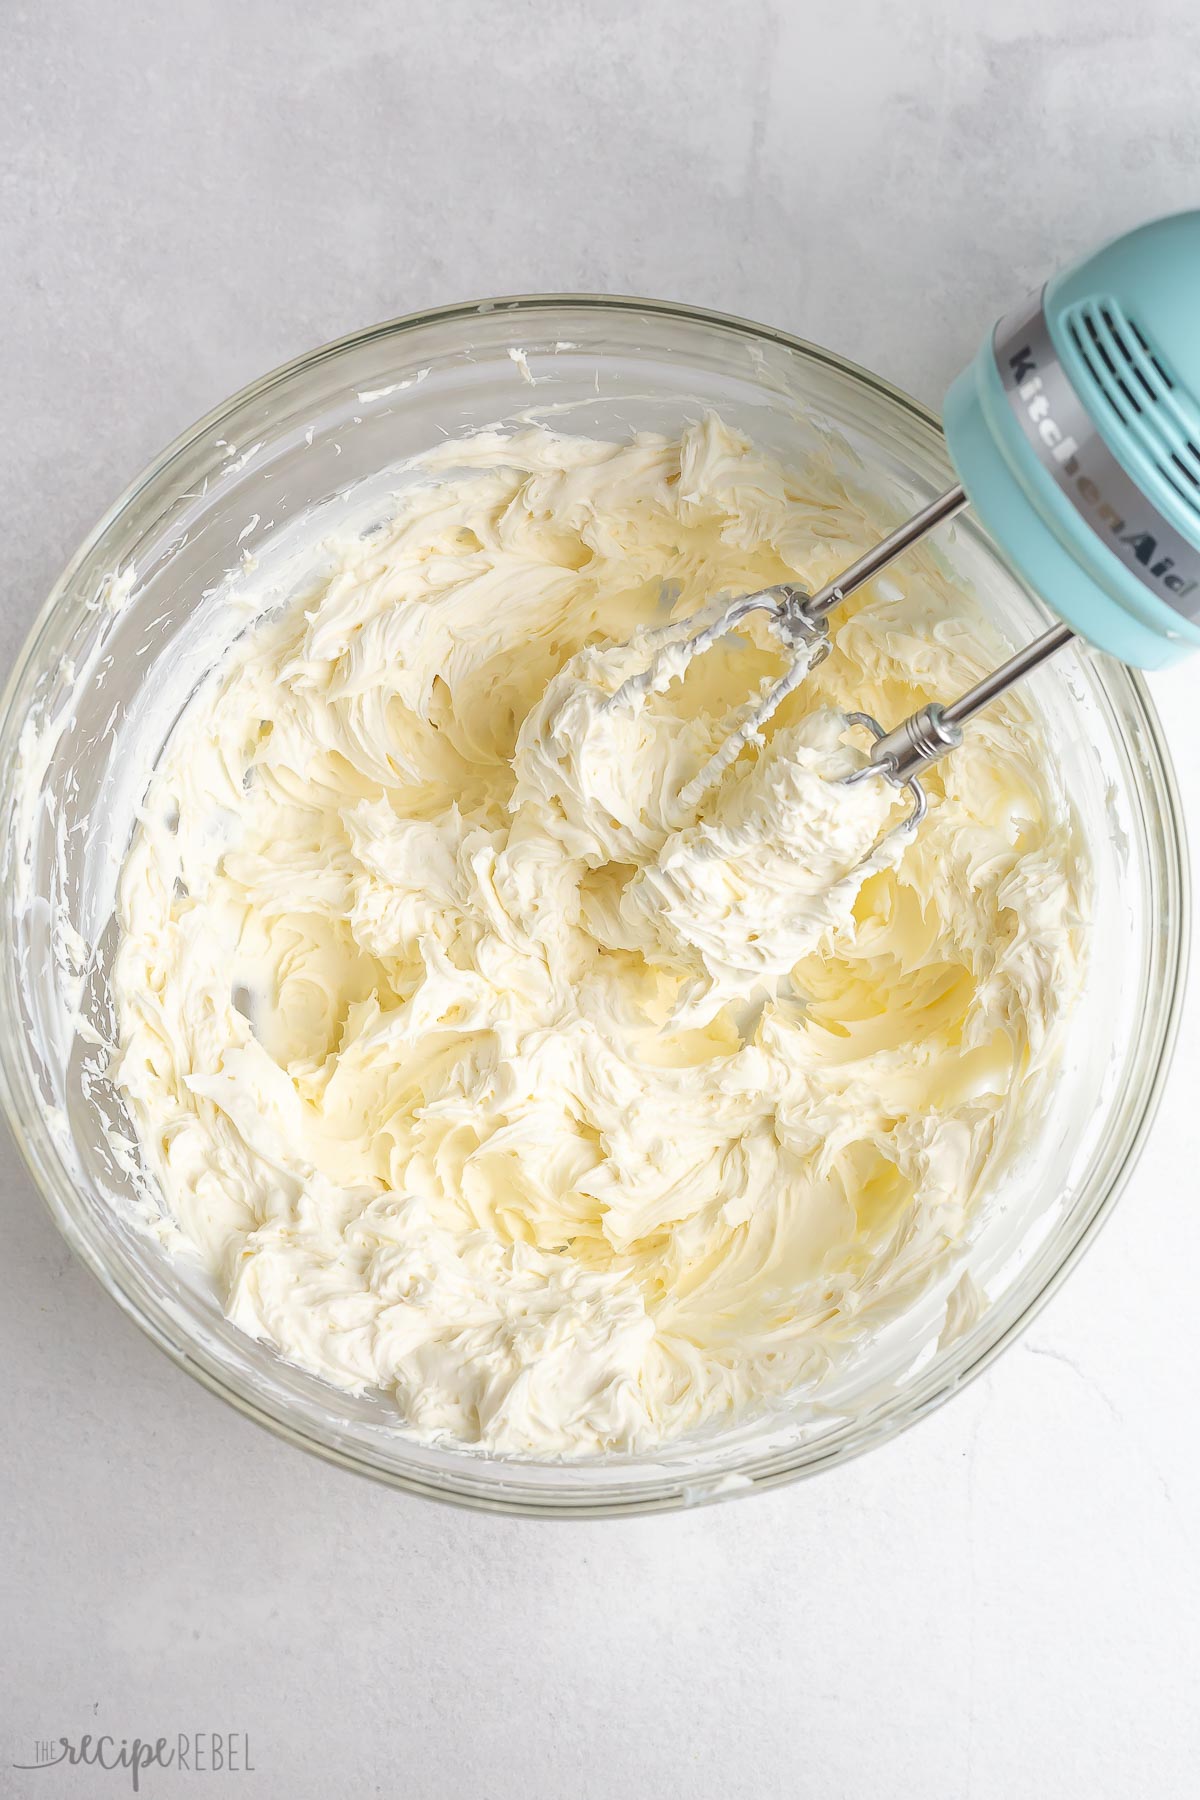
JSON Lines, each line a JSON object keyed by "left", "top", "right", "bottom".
{"left": 0, "top": 297, "right": 1187, "bottom": 1515}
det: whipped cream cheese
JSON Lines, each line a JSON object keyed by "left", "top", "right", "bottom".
{"left": 112, "top": 416, "right": 1088, "bottom": 1456}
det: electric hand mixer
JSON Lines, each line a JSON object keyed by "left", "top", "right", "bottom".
{"left": 663, "top": 210, "right": 1200, "bottom": 831}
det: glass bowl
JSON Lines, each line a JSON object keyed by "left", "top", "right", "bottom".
{"left": 0, "top": 297, "right": 1187, "bottom": 1516}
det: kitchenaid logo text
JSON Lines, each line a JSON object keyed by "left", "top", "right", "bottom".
{"left": 1005, "top": 340, "right": 1198, "bottom": 601}
{"left": 13, "top": 1732, "right": 254, "bottom": 1792}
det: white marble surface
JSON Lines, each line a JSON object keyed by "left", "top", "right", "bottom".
{"left": 3, "top": 2, "right": 1200, "bottom": 1795}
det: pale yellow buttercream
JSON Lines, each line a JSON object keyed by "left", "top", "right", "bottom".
{"left": 112, "top": 416, "right": 1087, "bottom": 1455}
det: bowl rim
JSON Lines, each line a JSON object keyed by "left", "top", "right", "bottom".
{"left": 0, "top": 290, "right": 1189, "bottom": 1517}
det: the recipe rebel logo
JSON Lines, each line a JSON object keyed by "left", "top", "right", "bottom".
{"left": 12, "top": 1731, "right": 255, "bottom": 1792}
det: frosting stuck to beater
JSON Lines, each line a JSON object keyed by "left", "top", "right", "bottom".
{"left": 112, "top": 417, "right": 1088, "bottom": 1456}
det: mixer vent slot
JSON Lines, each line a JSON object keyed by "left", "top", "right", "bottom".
{"left": 1065, "top": 299, "right": 1200, "bottom": 521}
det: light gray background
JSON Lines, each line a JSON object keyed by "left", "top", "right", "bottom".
{"left": 3, "top": 3, "right": 1200, "bottom": 1796}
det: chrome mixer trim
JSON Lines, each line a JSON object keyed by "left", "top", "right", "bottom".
{"left": 994, "top": 289, "right": 1200, "bottom": 619}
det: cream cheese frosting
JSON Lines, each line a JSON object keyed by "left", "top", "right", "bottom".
{"left": 112, "top": 416, "right": 1088, "bottom": 1457}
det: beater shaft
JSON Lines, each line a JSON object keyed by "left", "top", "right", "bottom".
{"left": 800, "top": 484, "right": 969, "bottom": 625}
{"left": 864, "top": 622, "right": 1075, "bottom": 787}
{"left": 942, "top": 620, "right": 1076, "bottom": 730}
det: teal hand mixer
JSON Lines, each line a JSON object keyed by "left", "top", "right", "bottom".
{"left": 676, "top": 209, "right": 1200, "bottom": 827}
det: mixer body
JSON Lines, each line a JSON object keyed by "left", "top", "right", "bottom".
{"left": 945, "top": 210, "right": 1200, "bottom": 669}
